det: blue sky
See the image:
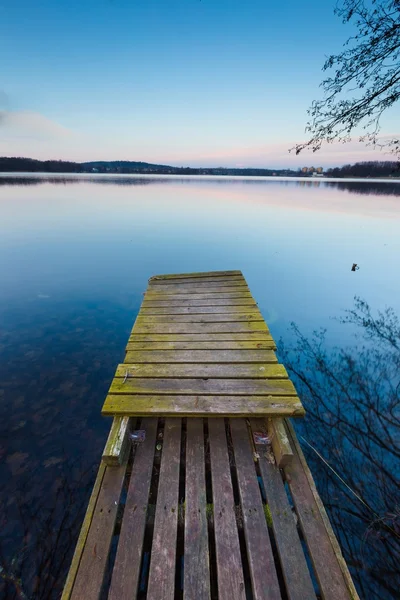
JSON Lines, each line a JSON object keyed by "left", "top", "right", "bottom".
{"left": 0, "top": 0, "right": 398, "bottom": 167}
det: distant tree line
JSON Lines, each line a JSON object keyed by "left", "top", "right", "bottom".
{"left": 0, "top": 157, "right": 80, "bottom": 173}
{"left": 326, "top": 161, "right": 400, "bottom": 178}
{"left": 2, "top": 156, "right": 400, "bottom": 178}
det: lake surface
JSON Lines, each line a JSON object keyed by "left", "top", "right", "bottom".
{"left": 1, "top": 175, "right": 399, "bottom": 599}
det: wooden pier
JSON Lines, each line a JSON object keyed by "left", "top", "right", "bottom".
{"left": 63, "top": 271, "right": 358, "bottom": 600}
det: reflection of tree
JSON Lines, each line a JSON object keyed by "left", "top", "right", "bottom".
{"left": 279, "top": 298, "right": 400, "bottom": 599}
{"left": 0, "top": 458, "right": 96, "bottom": 599}
{"left": 324, "top": 181, "right": 400, "bottom": 196}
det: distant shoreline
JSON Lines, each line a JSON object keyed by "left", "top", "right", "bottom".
{"left": 1, "top": 172, "right": 400, "bottom": 184}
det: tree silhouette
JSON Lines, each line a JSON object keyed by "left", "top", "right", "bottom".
{"left": 280, "top": 297, "right": 400, "bottom": 599}
{"left": 294, "top": 1, "right": 400, "bottom": 157}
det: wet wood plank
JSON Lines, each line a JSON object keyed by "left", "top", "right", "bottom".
{"left": 149, "top": 270, "right": 242, "bottom": 280}
{"left": 115, "top": 363, "right": 286, "bottom": 379}
{"left": 136, "top": 313, "right": 263, "bottom": 323}
{"left": 108, "top": 377, "right": 296, "bottom": 396}
{"left": 128, "top": 332, "right": 273, "bottom": 342}
{"left": 142, "top": 298, "right": 257, "bottom": 307}
{"left": 102, "top": 395, "right": 305, "bottom": 417}
{"left": 62, "top": 461, "right": 107, "bottom": 600}
{"left": 208, "top": 418, "right": 246, "bottom": 600}
{"left": 124, "top": 349, "right": 277, "bottom": 363}
{"left": 151, "top": 276, "right": 245, "bottom": 285}
{"left": 70, "top": 464, "right": 126, "bottom": 600}
{"left": 268, "top": 418, "right": 294, "bottom": 467}
{"left": 144, "top": 292, "right": 253, "bottom": 300}
{"left": 230, "top": 419, "right": 281, "bottom": 600}
{"left": 102, "top": 416, "right": 131, "bottom": 465}
{"left": 147, "top": 418, "right": 182, "bottom": 600}
{"left": 184, "top": 419, "right": 211, "bottom": 600}
{"left": 284, "top": 423, "right": 352, "bottom": 599}
{"left": 139, "top": 306, "right": 260, "bottom": 315}
{"left": 250, "top": 419, "right": 316, "bottom": 600}
{"left": 109, "top": 418, "right": 158, "bottom": 600}
{"left": 132, "top": 322, "right": 269, "bottom": 335}
{"left": 126, "top": 340, "right": 276, "bottom": 351}
{"left": 148, "top": 280, "right": 248, "bottom": 289}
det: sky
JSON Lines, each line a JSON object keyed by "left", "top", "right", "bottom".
{"left": 0, "top": 0, "right": 398, "bottom": 167}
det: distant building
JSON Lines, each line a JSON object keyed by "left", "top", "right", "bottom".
{"left": 301, "top": 167, "right": 308, "bottom": 173}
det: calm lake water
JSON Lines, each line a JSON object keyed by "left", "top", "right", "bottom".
{"left": 1, "top": 175, "right": 399, "bottom": 599}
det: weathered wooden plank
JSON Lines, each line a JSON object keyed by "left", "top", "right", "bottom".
{"left": 250, "top": 418, "right": 316, "bottom": 600}
{"left": 184, "top": 419, "right": 211, "bottom": 600}
{"left": 139, "top": 306, "right": 260, "bottom": 315}
{"left": 145, "top": 288, "right": 251, "bottom": 297}
{"left": 108, "top": 377, "right": 297, "bottom": 396}
{"left": 283, "top": 423, "right": 353, "bottom": 599}
{"left": 208, "top": 418, "right": 246, "bottom": 600}
{"left": 102, "top": 416, "right": 131, "bottom": 466}
{"left": 149, "top": 270, "right": 242, "bottom": 280}
{"left": 285, "top": 421, "right": 360, "bottom": 600}
{"left": 151, "top": 276, "right": 245, "bottom": 285}
{"left": 230, "top": 419, "right": 281, "bottom": 600}
{"left": 136, "top": 313, "right": 263, "bottom": 323}
{"left": 149, "top": 279, "right": 248, "bottom": 289}
{"left": 126, "top": 341, "right": 276, "bottom": 351}
{"left": 268, "top": 418, "right": 294, "bottom": 467}
{"left": 128, "top": 332, "right": 273, "bottom": 342}
{"left": 61, "top": 461, "right": 107, "bottom": 600}
{"left": 144, "top": 292, "right": 253, "bottom": 301}
{"left": 142, "top": 298, "right": 257, "bottom": 307}
{"left": 109, "top": 418, "right": 158, "bottom": 600}
{"left": 115, "top": 363, "right": 286, "bottom": 379}
{"left": 70, "top": 464, "right": 126, "bottom": 600}
{"left": 124, "top": 349, "right": 277, "bottom": 363}
{"left": 132, "top": 322, "right": 269, "bottom": 335}
{"left": 102, "top": 395, "right": 305, "bottom": 417}
{"left": 147, "top": 418, "right": 181, "bottom": 600}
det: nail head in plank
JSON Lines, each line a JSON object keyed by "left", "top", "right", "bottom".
{"left": 124, "top": 349, "right": 278, "bottom": 363}
{"left": 250, "top": 418, "right": 316, "bottom": 600}
{"left": 102, "top": 416, "right": 131, "bottom": 466}
{"left": 184, "top": 419, "right": 211, "bottom": 600}
{"left": 102, "top": 395, "right": 305, "bottom": 417}
{"left": 147, "top": 418, "right": 182, "bottom": 600}
{"left": 230, "top": 419, "right": 281, "bottom": 600}
{"left": 108, "top": 418, "right": 158, "bottom": 600}
{"left": 268, "top": 418, "right": 294, "bottom": 467}
{"left": 70, "top": 464, "right": 127, "bottom": 600}
{"left": 208, "top": 418, "right": 246, "bottom": 600}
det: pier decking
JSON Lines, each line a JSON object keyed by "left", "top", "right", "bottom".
{"left": 63, "top": 271, "right": 358, "bottom": 600}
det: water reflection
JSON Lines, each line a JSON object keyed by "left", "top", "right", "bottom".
{"left": 0, "top": 176, "right": 399, "bottom": 598}
{"left": 1, "top": 174, "right": 400, "bottom": 196}
{"left": 280, "top": 298, "right": 400, "bottom": 599}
